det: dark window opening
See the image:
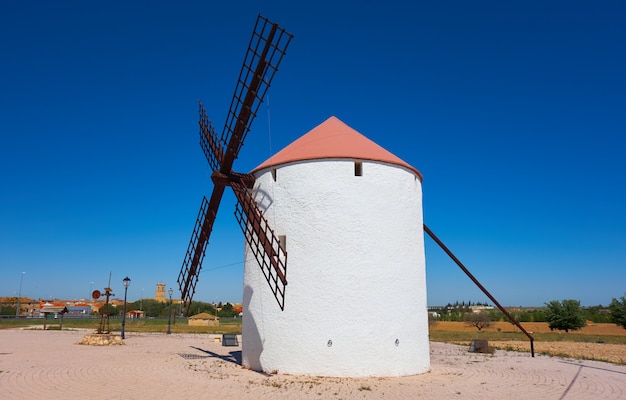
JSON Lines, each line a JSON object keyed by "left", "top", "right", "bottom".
{"left": 271, "top": 168, "right": 277, "bottom": 181}
{"left": 354, "top": 161, "right": 363, "bottom": 176}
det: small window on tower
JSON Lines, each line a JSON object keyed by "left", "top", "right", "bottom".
{"left": 354, "top": 161, "right": 363, "bottom": 176}
{"left": 271, "top": 168, "right": 277, "bottom": 181}
{"left": 278, "top": 235, "right": 287, "bottom": 250}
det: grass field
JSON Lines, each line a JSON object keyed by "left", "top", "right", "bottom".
{"left": 0, "top": 316, "right": 242, "bottom": 334}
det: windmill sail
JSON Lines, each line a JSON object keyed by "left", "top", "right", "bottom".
{"left": 199, "top": 102, "right": 223, "bottom": 171}
{"left": 178, "top": 196, "right": 214, "bottom": 313}
{"left": 232, "top": 181, "right": 288, "bottom": 310}
{"left": 220, "top": 15, "right": 292, "bottom": 158}
{"left": 177, "top": 14, "right": 292, "bottom": 315}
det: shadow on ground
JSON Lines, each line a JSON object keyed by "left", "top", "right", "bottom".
{"left": 178, "top": 346, "right": 242, "bottom": 365}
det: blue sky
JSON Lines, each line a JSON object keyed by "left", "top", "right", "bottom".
{"left": 1, "top": 1, "right": 624, "bottom": 307}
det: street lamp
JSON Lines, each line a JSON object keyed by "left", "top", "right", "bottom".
{"left": 121, "top": 276, "right": 131, "bottom": 339}
{"left": 167, "top": 288, "right": 173, "bottom": 334}
{"left": 16, "top": 272, "right": 25, "bottom": 318}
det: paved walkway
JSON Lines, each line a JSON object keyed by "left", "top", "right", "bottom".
{"left": 0, "top": 329, "right": 624, "bottom": 399}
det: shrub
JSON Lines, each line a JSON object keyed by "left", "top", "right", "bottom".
{"left": 609, "top": 295, "right": 626, "bottom": 329}
{"left": 545, "top": 299, "right": 586, "bottom": 333}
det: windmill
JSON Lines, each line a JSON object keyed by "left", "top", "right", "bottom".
{"left": 177, "top": 14, "right": 292, "bottom": 316}
{"left": 179, "top": 14, "right": 534, "bottom": 378}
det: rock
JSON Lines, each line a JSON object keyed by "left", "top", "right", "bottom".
{"left": 78, "top": 333, "right": 125, "bottom": 346}
{"left": 469, "top": 339, "right": 490, "bottom": 353}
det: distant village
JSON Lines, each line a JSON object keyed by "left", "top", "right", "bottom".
{"left": 0, "top": 282, "right": 242, "bottom": 319}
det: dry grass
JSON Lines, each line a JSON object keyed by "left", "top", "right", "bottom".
{"left": 432, "top": 321, "right": 626, "bottom": 335}
{"left": 430, "top": 321, "right": 626, "bottom": 364}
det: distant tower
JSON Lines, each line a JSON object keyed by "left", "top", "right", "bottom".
{"left": 156, "top": 283, "right": 166, "bottom": 303}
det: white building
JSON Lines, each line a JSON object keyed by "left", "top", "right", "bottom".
{"left": 242, "top": 116, "right": 429, "bottom": 377}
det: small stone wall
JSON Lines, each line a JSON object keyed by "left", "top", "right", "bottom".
{"left": 188, "top": 319, "right": 219, "bottom": 327}
{"left": 78, "top": 333, "right": 124, "bottom": 346}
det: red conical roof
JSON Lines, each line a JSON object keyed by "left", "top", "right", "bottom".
{"left": 252, "top": 116, "right": 422, "bottom": 179}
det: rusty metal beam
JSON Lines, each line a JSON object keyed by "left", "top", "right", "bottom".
{"left": 423, "top": 224, "right": 535, "bottom": 357}
{"left": 211, "top": 170, "right": 255, "bottom": 188}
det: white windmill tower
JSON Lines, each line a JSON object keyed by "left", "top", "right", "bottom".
{"left": 241, "top": 116, "right": 429, "bottom": 377}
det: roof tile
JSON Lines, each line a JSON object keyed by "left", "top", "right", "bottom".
{"left": 252, "top": 116, "right": 422, "bottom": 179}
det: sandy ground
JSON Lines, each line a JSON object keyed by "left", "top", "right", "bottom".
{"left": 1, "top": 329, "right": 625, "bottom": 400}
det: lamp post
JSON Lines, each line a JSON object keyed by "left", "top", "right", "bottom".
{"left": 16, "top": 272, "right": 25, "bottom": 318}
{"left": 167, "top": 288, "right": 173, "bottom": 334}
{"left": 121, "top": 276, "right": 131, "bottom": 339}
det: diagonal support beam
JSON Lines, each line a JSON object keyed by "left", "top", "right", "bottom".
{"left": 423, "top": 223, "right": 535, "bottom": 357}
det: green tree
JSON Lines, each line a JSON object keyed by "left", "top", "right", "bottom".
{"left": 582, "top": 305, "right": 611, "bottom": 323}
{"left": 531, "top": 309, "right": 546, "bottom": 322}
{"left": 487, "top": 309, "right": 504, "bottom": 322}
{"left": 98, "top": 303, "right": 119, "bottom": 316}
{"left": 183, "top": 300, "right": 218, "bottom": 317}
{"left": 518, "top": 311, "right": 532, "bottom": 322}
{"left": 0, "top": 304, "right": 17, "bottom": 316}
{"left": 139, "top": 299, "right": 169, "bottom": 317}
{"left": 219, "top": 302, "right": 239, "bottom": 318}
{"left": 609, "top": 295, "right": 626, "bottom": 329}
{"left": 545, "top": 299, "right": 586, "bottom": 333}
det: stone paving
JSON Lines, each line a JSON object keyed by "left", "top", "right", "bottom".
{"left": 0, "top": 329, "right": 624, "bottom": 399}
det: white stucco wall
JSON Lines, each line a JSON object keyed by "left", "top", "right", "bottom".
{"left": 242, "top": 159, "right": 429, "bottom": 377}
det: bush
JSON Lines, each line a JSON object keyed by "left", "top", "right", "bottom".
{"left": 609, "top": 295, "right": 626, "bottom": 329}
{"left": 545, "top": 299, "right": 586, "bottom": 333}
